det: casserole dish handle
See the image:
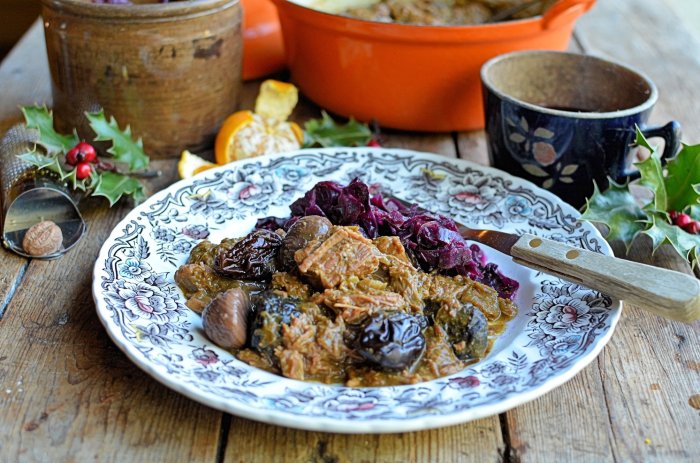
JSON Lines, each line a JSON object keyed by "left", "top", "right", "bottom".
{"left": 543, "top": 0, "right": 596, "bottom": 30}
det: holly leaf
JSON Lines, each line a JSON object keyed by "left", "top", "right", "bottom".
{"left": 60, "top": 166, "right": 93, "bottom": 192}
{"left": 303, "top": 111, "right": 372, "bottom": 148}
{"left": 644, "top": 212, "right": 700, "bottom": 267}
{"left": 665, "top": 141, "right": 700, "bottom": 211}
{"left": 92, "top": 171, "right": 145, "bottom": 206}
{"left": 22, "top": 106, "right": 79, "bottom": 154}
{"left": 17, "top": 151, "right": 62, "bottom": 171}
{"left": 689, "top": 205, "right": 700, "bottom": 221}
{"left": 86, "top": 110, "right": 149, "bottom": 172}
{"left": 17, "top": 150, "right": 90, "bottom": 191}
{"left": 580, "top": 180, "right": 647, "bottom": 249}
{"left": 634, "top": 128, "right": 667, "bottom": 213}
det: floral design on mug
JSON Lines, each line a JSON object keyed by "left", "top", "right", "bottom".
{"left": 505, "top": 116, "right": 579, "bottom": 189}
{"left": 506, "top": 116, "right": 560, "bottom": 164}
{"left": 532, "top": 141, "right": 557, "bottom": 166}
{"left": 523, "top": 162, "right": 579, "bottom": 190}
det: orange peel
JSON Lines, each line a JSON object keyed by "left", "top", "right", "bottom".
{"left": 178, "top": 150, "right": 217, "bottom": 179}
{"left": 214, "top": 80, "right": 303, "bottom": 165}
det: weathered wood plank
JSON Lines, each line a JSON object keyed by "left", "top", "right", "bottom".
{"left": 576, "top": 1, "right": 700, "bottom": 459}
{"left": 225, "top": 416, "right": 504, "bottom": 463}
{"left": 504, "top": 365, "right": 616, "bottom": 462}
{"left": 383, "top": 131, "right": 457, "bottom": 157}
{"left": 457, "top": 132, "right": 489, "bottom": 165}
{"left": 0, "top": 168, "right": 224, "bottom": 462}
{"left": 0, "top": 21, "right": 47, "bottom": 324}
{"left": 597, "top": 309, "right": 699, "bottom": 461}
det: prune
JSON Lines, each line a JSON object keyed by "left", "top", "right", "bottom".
{"left": 279, "top": 215, "right": 333, "bottom": 270}
{"left": 435, "top": 302, "right": 488, "bottom": 361}
{"left": 249, "top": 291, "right": 302, "bottom": 364}
{"left": 356, "top": 312, "right": 425, "bottom": 370}
{"left": 216, "top": 230, "right": 282, "bottom": 280}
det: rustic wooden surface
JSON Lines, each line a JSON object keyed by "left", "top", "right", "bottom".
{"left": 0, "top": 0, "right": 698, "bottom": 461}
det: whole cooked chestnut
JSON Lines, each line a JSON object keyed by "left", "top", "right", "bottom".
{"left": 356, "top": 312, "right": 425, "bottom": 370}
{"left": 279, "top": 215, "right": 333, "bottom": 270}
{"left": 201, "top": 288, "right": 251, "bottom": 349}
{"left": 435, "top": 302, "right": 488, "bottom": 360}
{"left": 216, "top": 229, "right": 282, "bottom": 279}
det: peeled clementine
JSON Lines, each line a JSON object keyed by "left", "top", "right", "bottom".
{"left": 214, "top": 80, "right": 304, "bottom": 164}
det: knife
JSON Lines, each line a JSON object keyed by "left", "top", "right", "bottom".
{"left": 457, "top": 225, "right": 700, "bottom": 323}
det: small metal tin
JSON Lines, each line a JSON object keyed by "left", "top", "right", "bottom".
{"left": 0, "top": 124, "right": 86, "bottom": 259}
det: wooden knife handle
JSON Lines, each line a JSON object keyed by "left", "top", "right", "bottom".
{"left": 510, "top": 234, "right": 700, "bottom": 322}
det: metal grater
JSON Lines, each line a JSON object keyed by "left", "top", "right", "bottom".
{"left": 0, "top": 124, "right": 86, "bottom": 259}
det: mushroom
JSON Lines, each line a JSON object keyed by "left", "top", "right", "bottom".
{"left": 201, "top": 288, "right": 251, "bottom": 349}
{"left": 434, "top": 301, "right": 488, "bottom": 361}
{"left": 279, "top": 215, "right": 333, "bottom": 270}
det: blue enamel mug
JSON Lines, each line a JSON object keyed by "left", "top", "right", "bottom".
{"left": 481, "top": 50, "right": 680, "bottom": 208}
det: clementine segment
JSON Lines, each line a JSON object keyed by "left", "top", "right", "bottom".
{"left": 178, "top": 150, "right": 217, "bottom": 179}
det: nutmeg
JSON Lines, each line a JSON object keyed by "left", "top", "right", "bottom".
{"left": 22, "top": 221, "right": 63, "bottom": 257}
{"left": 201, "top": 288, "right": 251, "bottom": 349}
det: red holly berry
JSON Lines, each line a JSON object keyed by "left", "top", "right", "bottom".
{"left": 75, "top": 162, "right": 92, "bottom": 180}
{"left": 66, "top": 142, "right": 97, "bottom": 166}
{"left": 672, "top": 212, "right": 692, "bottom": 228}
{"left": 367, "top": 139, "right": 382, "bottom": 147}
{"left": 684, "top": 221, "right": 700, "bottom": 234}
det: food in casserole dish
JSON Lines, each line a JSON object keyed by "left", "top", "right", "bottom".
{"left": 295, "top": 0, "right": 557, "bottom": 26}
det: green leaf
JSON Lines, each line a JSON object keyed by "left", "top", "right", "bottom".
{"left": 86, "top": 110, "right": 149, "bottom": 172}
{"left": 22, "top": 106, "right": 79, "bottom": 154}
{"left": 18, "top": 151, "right": 68, "bottom": 180}
{"left": 643, "top": 213, "right": 700, "bottom": 267}
{"left": 634, "top": 128, "right": 667, "bottom": 212}
{"left": 303, "top": 111, "right": 372, "bottom": 148}
{"left": 580, "top": 129, "right": 700, "bottom": 268}
{"left": 580, "top": 180, "right": 647, "bottom": 248}
{"left": 18, "top": 151, "right": 61, "bottom": 171}
{"left": 665, "top": 141, "right": 700, "bottom": 211}
{"left": 92, "top": 171, "right": 145, "bottom": 206}
{"left": 17, "top": 151, "right": 90, "bottom": 190}
{"left": 60, "top": 166, "right": 91, "bottom": 192}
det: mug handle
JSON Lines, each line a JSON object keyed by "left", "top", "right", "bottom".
{"left": 622, "top": 120, "right": 681, "bottom": 180}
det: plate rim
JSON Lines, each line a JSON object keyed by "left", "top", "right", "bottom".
{"left": 92, "top": 147, "right": 621, "bottom": 433}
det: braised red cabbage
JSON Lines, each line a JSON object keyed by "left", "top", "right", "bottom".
{"left": 256, "top": 178, "right": 518, "bottom": 299}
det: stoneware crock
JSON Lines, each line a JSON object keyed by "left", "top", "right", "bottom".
{"left": 41, "top": 0, "right": 243, "bottom": 158}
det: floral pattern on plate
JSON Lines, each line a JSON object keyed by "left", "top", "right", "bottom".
{"left": 92, "top": 148, "right": 620, "bottom": 433}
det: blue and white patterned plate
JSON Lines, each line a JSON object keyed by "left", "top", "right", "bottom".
{"left": 92, "top": 148, "right": 620, "bottom": 433}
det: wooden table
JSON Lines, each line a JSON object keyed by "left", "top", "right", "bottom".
{"left": 1, "top": 1, "right": 699, "bottom": 461}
